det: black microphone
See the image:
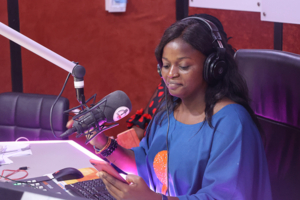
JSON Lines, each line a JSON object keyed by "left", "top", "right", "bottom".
{"left": 72, "top": 63, "right": 86, "bottom": 104}
{"left": 60, "top": 90, "right": 132, "bottom": 139}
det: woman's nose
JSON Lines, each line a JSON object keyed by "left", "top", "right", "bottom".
{"left": 168, "top": 65, "right": 179, "bottom": 78}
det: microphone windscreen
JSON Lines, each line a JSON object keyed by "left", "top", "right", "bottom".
{"left": 98, "top": 90, "right": 132, "bottom": 123}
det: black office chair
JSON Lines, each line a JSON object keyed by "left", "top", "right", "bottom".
{"left": 234, "top": 49, "right": 300, "bottom": 200}
{"left": 0, "top": 92, "right": 69, "bottom": 141}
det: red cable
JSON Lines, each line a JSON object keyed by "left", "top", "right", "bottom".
{"left": 1, "top": 169, "right": 29, "bottom": 180}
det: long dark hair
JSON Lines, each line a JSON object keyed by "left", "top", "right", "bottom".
{"left": 147, "top": 14, "right": 261, "bottom": 138}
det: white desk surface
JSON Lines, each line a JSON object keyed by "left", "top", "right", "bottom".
{"left": 0, "top": 140, "right": 102, "bottom": 180}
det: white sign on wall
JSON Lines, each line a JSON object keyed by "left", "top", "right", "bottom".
{"left": 189, "top": 0, "right": 261, "bottom": 12}
{"left": 189, "top": 0, "right": 300, "bottom": 25}
{"left": 261, "top": 0, "right": 300, "bottom": 25}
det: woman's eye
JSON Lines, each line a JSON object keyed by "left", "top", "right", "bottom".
{"left": 162, "top": 65, "right": 170, "bottom": 69}
{"left": 180, "top": 66, "right": 190, "bottom": 70}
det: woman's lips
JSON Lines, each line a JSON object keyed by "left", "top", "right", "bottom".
{"left": 168, "top": 82, "right": 182, "bottom": 90}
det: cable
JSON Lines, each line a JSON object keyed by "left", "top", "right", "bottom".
{"left": 50, "top": 72, "right": 71, "bottom": 139}
{"left": 1, "top": 169, "right": 28, "bottom": 181}
{"left": 165, "top": 86, "right": 170, "bottom": 196}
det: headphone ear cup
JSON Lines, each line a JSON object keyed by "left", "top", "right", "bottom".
{"left": 157, "top": 64, "right": 162, "bottom": 77}
{"left": 203, "top": 53, "right": 227, "bottom": 85}
{"left": 203, "top": 53, "right": 216, "bottom": 84}
{"left": 212, "top": 59, "right": 227, "bottom": 81}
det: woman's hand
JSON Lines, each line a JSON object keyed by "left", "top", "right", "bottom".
{"left": 98, "top": 171, "right": 161, "bottom": 200}
{"left": 66, "top": 119, "right": 74, "bottom": 129}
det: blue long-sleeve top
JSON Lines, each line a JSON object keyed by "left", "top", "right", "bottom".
{"left": 132, "top": 104, "right": 272, "bottom": 200}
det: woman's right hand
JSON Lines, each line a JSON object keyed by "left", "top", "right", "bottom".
{"left": 98, "top": 172, "right": 162, "bottom": 200}
{"left": 66, "top": 119, "right": 74, "bottom": 129}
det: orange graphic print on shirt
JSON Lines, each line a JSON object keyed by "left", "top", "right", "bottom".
{"left": 153, "top": 150, "right": 168, "bottom": 195}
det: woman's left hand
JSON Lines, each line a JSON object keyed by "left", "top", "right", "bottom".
{"left": 98, "top": 171, "right": 161, "bottom": 200}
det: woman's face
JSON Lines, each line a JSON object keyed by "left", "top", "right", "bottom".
{"left": 161, "top": 37, "right": 207, "bottom": 101}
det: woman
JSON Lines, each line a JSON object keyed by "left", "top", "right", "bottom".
{"left": 87, "top": 14, "right": 272, "bottom": 200}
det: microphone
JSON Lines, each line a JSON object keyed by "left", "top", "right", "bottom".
{"left": 60, "top": 90, "right": 132, "bottom": 141}
{"left": 72, "top": 63, "right": 86, "bottom": 104}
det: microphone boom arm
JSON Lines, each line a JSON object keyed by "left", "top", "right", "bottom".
{"left": 0, "top": 22, "right": 86, "bottom": 103}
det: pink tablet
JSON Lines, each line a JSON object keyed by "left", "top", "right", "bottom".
{"left": 90, "top": 159, "right": 127, "bottom": 184}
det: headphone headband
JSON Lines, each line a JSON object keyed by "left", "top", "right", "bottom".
{"left": 182, "top": 16, "right": 224, "bottom": 49}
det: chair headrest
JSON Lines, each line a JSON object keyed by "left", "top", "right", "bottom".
{"left": 234, "top": 49, "right": 300, "bottom": 129}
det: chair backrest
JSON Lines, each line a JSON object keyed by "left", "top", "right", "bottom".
{"left": 234, "top": 49, "right": 300, "bottom": 200}
{"left": 0, "top": 92, "right": 69, "bottom": 141}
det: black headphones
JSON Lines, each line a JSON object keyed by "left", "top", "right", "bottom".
{"left": 157, "top": 16, "right": 228, "bottom": 85}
